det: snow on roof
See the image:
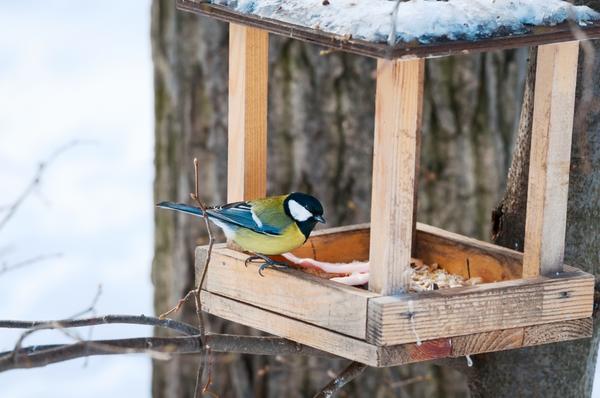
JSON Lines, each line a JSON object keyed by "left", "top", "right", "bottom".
{"left": 213, "top": 0, "right": 600, "bottom": 44}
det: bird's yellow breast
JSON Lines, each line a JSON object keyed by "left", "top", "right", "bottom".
{"left": 232, "top": 223, "right": 307, "bottom": 255}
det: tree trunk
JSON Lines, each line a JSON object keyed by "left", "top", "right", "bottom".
{"left": 466, "top": 29, "right": 600, "bottom": 398}
{"left": 150, "top": 1, "right": 526, "bottom": 396}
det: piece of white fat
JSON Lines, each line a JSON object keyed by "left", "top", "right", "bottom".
{"left": 214, "top": 0, "right": 600, "bottom": 44}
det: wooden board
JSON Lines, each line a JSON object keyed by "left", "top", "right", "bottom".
{"left": 177, "top": 0, "right": 600, "bottom": 60}
{"left": 197, "top": 246, "right": 377, "bottom": 339}
{"left": 201, "top": 290, "right": 591, "bottom": 367}
{"left": 367, "top": 268, "right": 593, "bottom": 346}
{"left": 200, "top": 290, "right": 380, "bottom": 366}
{"left": 369, "top": 58, "right": 424, "bottom": 295}
{"left": 227, "top": 23, "right": 268, "bottom": 202}
{"left": 523, "top": 42, "right": 580, "bottom": 277}
{"left": 415, "top": 223, "right": 522, "bottom": 282}
{"left": 286, "top": 223, "right": 371, "bottom": 263}
{"left": 282, "top": 223, "right": 523, "bottom": 282}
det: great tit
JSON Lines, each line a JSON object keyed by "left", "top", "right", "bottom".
{"left": 157, "top": 192, "right": 326, "bottom": 272}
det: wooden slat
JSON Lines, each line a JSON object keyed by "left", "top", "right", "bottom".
{"left": 227, "top": 24, "right": 268, "bottom": 202}
{"left": 523, "top": 41, "right": 580, "bottom": 278}
{"left": 200, "top": 290, "right": 380, "bottom": 366}
{"left": 378, "top": 339, "right": 452, "bottom": 366}
{"left": 202, "top": 290, "right": 592, "bottom": 367}
{"left": 286, "top": 223, "right": 370, "bottom": 263}
{"left": 450, "top": 327, "right": 524, "bottom": 356}
{"left": 415, "top": 223, "right": 522, "bottom": 282}
{"left": 177, "top": 0, "right": 600, "bottom": 60}
{"left": 523, "top": 317, "right": 593, "bottom": 346}
{"left": 449, "top": 317, "right": 592, "bottom": 359}
{"left": 292, "top": 222, "right": 523, "bottom": 282}
{"left": 367, "top": 269, "right": 593, "bottom": 346}
{"left": 294, "top": 223, "right": 523, "bottom": 282}
{"left": 369, "top": 58, "right": 424, "bottom": 295}
{"left": 198, "top": 246, "right": 377, "bottom": 339}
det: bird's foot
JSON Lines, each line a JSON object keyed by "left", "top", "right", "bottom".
{"left": 244, "top": 254, "right": 288, "bottom": 277}
{"left": 244, "top": 255, "right": 264, "bottom": 267}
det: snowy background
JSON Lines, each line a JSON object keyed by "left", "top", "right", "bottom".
{"left": 0, "top": 1, "right": 154, "bottom": 397}
{"left": 0, "top": 1, "right": 599, "bottom": 397}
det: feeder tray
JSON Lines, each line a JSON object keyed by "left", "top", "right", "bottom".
{"left": 181, "top": 0, "right": 597, "bottom": 366}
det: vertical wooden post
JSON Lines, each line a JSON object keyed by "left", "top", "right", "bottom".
{"left": 523, "top": 41, "right": 579, "bottom": 278}
{"left": 369, "top": 58, "right": 424, "bottom": 295}
{"left": 227, "top": 24, "right": 269, "bottom": 202}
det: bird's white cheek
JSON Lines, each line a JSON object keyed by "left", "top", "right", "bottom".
{"left": 288, "top": 200, "right": 312, "bottom": 222}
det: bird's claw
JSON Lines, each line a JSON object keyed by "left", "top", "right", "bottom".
{"left": 244, "top": 254, "right": 288, "bottom": 276}
{"left": 244, "top": 255, "right": 264, "bottom": 268}
{"left": 257, "top": 261, "right": 288, "bottom": 277}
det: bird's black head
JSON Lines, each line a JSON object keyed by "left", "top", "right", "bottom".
{"left": 283, "top": 192, "right": 325, "bottom": 239}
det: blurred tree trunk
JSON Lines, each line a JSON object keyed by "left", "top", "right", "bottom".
{"left": 466, "top": 22, "right": 600, "bottom": 398}
{"left": 150, "top": 1, "right": 526, "bottom": 396}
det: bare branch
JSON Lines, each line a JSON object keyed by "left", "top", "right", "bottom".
{"left": 159, "top": 289, "right": 196, "bottom": 319}
{"left": 69, "top": 284, "right": 103, "bottom": 319}
{"left": 160, "top": 158, "right": 216, "bottom": 397}
{"left": 313, "top": 361, "right": 368, "bottom": 398}
{"left": 0, "top": 140, "right": 86, "bottom": 232}
{"left": 0, "top": 315, "right": 200, "bottom": 336}
{"left": 0, "top": 334, "right": 331, "bottom": 373}
{"left": 0, "top": 252, "right": 62, "bottom": 275}
{"left": 190, "top": 156, "right": 215, "bottom": 397}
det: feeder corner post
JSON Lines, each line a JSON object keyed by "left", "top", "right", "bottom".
{"left": 368, "top": 57, "right": 425, "bottom": 295}
{"left": 227, "top": 24, "right": 269, "bottom": 203}
{"left": 523, "top": 41, "right": 580, "bottom": 278}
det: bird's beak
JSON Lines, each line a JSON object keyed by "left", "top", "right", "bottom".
{"left": 314, "top": 215, "right": 326, "bottom": 224}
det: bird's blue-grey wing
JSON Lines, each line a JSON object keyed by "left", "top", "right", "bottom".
{"left": 206, "top": 202, "right": 282, "bottom": 236}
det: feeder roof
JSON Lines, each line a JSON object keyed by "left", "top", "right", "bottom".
{"left": 178, "top": 0, "right": 600, "bottom": 58}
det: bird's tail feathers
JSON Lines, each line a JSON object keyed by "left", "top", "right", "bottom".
{"left": 156, "top": 201, "right": 205, "bottom": 217}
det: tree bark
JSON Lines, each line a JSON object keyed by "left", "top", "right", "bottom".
{"left": 150, "top": 1, "right": 526, "bottom": 396}
{"left": 467, "top": 15, "right": 600, "bottom": 398}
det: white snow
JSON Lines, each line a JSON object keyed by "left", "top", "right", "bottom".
{"left": 214, "top": 0, "right": 600, "bottom": 44}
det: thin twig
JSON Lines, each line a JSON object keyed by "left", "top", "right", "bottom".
{"left": 69, "top": 284, "right": 103, "bottom": 319}
{"left": 11, "top": 285, "right": 104, "bottom": 363}
{"left": 0, "top": 252, "right": 62, "bottom": 275}
{"left": 158, "top": 158, "right": 217, "bottom": 396}
{"left": 0, "top": 140, "right": 86, "bottom": 232}
{"left": 189, "top": 157, "right": 216, "bottom": 397}
{"left": 313, "top": 361, "right": 368, "bottom": 398}
{"left": 159, "top": 289, "right": 197, "bottom": 319}
{"left": 0, "top": 315, "right": 199, "bottom": 336}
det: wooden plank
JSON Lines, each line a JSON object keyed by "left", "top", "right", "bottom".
{"left": 177, "top": 1, "right": 600, "bottom": 60}
{"left": 367, "top": 269, "right": 594, "bottom": 346}
{"left": 276, "top": 222, "right": 524, "bottom": 282}
{"left": 378, "top": 338, "right": 452, "bottom": 367}
{"left": 286, "top": 223, "right": 370, "bottom": 263}
{"left": 448, "top": 318, "right": 592, "bottom": 359}
{"left": 227, "top": 23, "right": 268, "bottom": 202}
{"left": 523, "top": 41, "right": 580, "bottom": 278}
{"left": 200, "top": 290, "right": 380, "bottom": 366}
{"left": 451, "top": 328, "right": 524, "bottom": 357}
{"left": 378, "top": 318, "right": 591, "bottom": 366}
{"left": 201, "top": 286, "right": 591, "bottom": 367}
{"left": 523, "top": 317, "right": 593, "bottom": 346}
{"left": 198, "top": 246, "right": 377, "bottom": 339}
{"left": 369, "top": 58, "right": 424, "bottom": 295}
{"left": 415, "top": 223, "right": 522, "bottom": 282}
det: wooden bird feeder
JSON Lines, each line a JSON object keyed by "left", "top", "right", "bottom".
{"left": 180, "top": 0, "right": 600, "bottom": 367}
